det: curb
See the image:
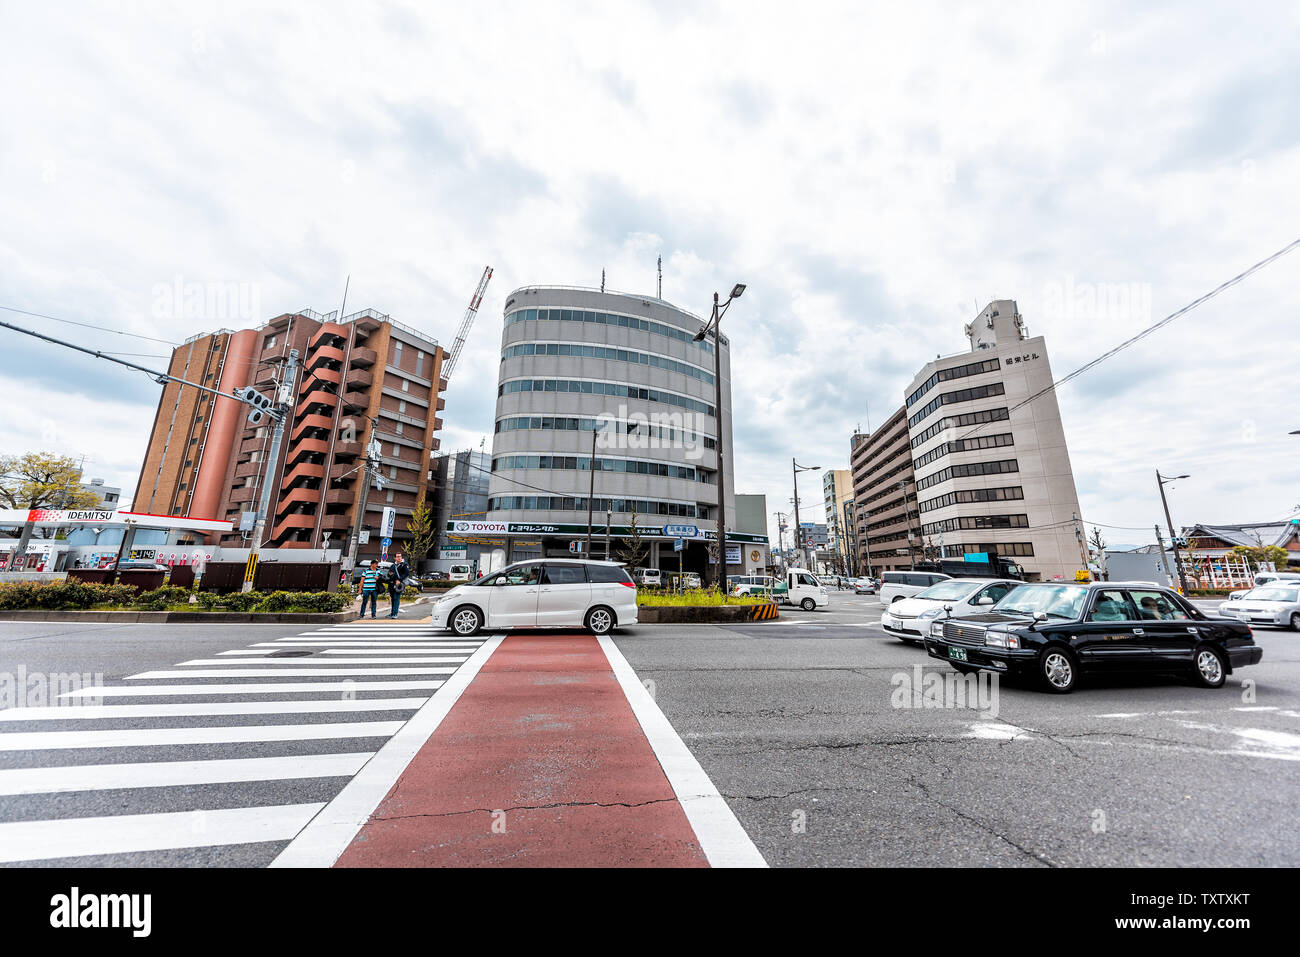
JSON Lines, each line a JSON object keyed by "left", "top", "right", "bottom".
{"left": 0, "top": 610, "right": 361, "bottom": 624}
{"left": 636, "top": 602, "right": 779, "bottom": 624}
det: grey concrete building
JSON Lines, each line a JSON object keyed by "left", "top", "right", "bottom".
{"left": 903, "top": 300, "right": 1087, "bottom": 581}
{"left": 483, "top": 284, "right": 762, "bottom": 582}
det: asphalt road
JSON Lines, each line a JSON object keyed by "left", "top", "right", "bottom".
{"left": 1, "top": 593, "right": 1295, "bottom": 867}
{"left": 614, "top": 591, "right": 1300, "bottom": 866}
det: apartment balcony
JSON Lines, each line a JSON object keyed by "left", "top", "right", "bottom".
{"left": 438, "top": 377, "right": 449, "bottom": 392}
{"left": 429, "top": 436, "right": 440, "bottom": 451}
{"left": 432, "top": 416, "right": 443, "bottom": 432}
{"left": 344, "top": 366, "right": 373, "bottom": 390}
{"left": 317, "top": 511, "right": 352, "bottom": 531}
{"left": 349, "top": 346, "right": 377, "bottom": 368}
{"left": 272, "top": 512, "right": 318, "bottom": 538}
{"left": 342, "top": 390, "right": 369, "bottom": 412}
{"left": 229, "top": 486, "right": 257, "bottom": 504}
{"left": 329, "top": 463, "right": 359, "bottom": 483}
{"left": 323, "top": 488, "right": 355, "bottom": 508}
{"left": 333, "top": 439, "right": 362, "bottom": 459}
{"left": 435, "top": 396, "right": 445, "bottom": 412}
{"left": 233, "top": 461, "right": 262, "bottom": 480}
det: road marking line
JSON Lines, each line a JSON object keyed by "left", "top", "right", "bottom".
{"left": 0, "top": 752, "right": 374, "bottom": 796}
{"left": 597, "top": 635, "right": 766, "bottom": 868}
{"left": 126, "top": 668, "right": 459, "bottom": 679}
{"left": 60, "top": 680, "right": 445, "bottom": 698}
{"left": 0, "top": 721, "right": 404, "bottom": 751}
{"left": 175, "top": 657, "right": 469, "bottom": 666}
{"left": 0, "top": 803, "right": 328, "bottom": 864}
{"left": 316, "top": 649, "right": 472, "bottom": 655}
{"left": 269, "top": 633, "right": 506, "bottom": 868}
{"left": 0, "top": 699, "right": 429, "bottom": 720}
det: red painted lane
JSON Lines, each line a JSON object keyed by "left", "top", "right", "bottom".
{"left": 336, "top": 633, "right": 708, "bottom": 867}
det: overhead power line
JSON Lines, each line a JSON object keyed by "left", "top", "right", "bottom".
{"left": 955, "top": 236, "right": 1300, "bottom": 443}
{"left": 0, "top": 304, "right": 180, "bottom": 346}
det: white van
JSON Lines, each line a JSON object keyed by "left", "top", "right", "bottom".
{"left": 783, "top": 567, "right": 829, "bottom": 611}
{"left": 634, "top": 567, "right": 662, "bottom": 587}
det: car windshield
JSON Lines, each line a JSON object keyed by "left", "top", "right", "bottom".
{"left": 1251, "top": 587, "right": 1299, "bottom": 602}
{"left": 992, "top": 584, "right": 1087, "bottom": 620}
{"left": 915, "top": 580, "right": 980, "bottom": 601}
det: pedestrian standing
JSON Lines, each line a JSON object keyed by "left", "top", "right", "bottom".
{"left": 388, "top": 552, "right": 412, "bottom": 618}
{"left": 359, "top": 562, "right": 379, "bottom": 619}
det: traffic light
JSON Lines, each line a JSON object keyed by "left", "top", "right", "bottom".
{"left": 233, "top": 386, "right": 273, "bottom": 425}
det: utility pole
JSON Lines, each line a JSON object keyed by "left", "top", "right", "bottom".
{"left": 1156, "top": 471, "right": 1191, "bottom": 595}
{"left": 1072, "top": 512, "right": 1092, "bottom": 581}
{"left": 1153, "top": 525, "right": 1175, "bottom": 588}
{"left": 859, "top": 505, "right": 874, "bottom": 578}
{"left": 346, "top": 417, "right": 382, "bottom": 574}
{"left": 243, "top": 350, "right": 299, "bottom": 592}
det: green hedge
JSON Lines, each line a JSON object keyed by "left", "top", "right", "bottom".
{"left": 0, "top": 581, "right": 352, "bottom": 614}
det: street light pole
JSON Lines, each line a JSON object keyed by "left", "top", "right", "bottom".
{"left": 585, "top": 428, "right": 598, "bottom": 556}
{"left": 1157, "top": 470, "right": 1191, "bottom": 595}
{"left": 694, "top": 283, "right": 745, "bottom": 591}
{"left": 792, "top": 458, "right": 821, "bottom": 570}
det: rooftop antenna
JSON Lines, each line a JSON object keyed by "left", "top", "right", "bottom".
{"left": 338, "top": 274, "right": 350, "bottom": 321}
{"left": 657, "top": 255, "right": 662, "bottom": 298}
{"left": 865, "top": 398, "right": 872, "bottom": 433}
{"left": 601, "top": 269, "right": 605, "bottom": 293}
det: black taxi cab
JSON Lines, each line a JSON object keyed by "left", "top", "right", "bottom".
{"left": 923, "top": 581, "right": 1262, "bottom": 693}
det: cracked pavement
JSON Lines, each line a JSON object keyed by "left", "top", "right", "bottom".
{"left": 612, "top": 593, "right": 1300, "bottom": 867}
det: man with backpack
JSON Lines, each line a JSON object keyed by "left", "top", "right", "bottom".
{"left": 387, "top": 551, "right": 412, "bottom": 619}
{"left": 358, "top": 561, "right": 379, "bottom": 619}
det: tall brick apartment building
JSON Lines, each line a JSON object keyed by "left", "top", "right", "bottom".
{"left": 134, "top": 307, "right": 446, "bottom": 562}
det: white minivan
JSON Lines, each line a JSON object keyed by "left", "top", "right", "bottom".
{"left": 431, "top": 560, "right": 638, "bottom": 635}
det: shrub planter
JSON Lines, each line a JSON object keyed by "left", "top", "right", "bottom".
{"left": 636, "top": 602, "right": 778, "bottom": 624}
{"left": 0, "top": 609, "right": 360, "bottom": 624}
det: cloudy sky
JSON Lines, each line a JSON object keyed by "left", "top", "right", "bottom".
{"left": 2, "top": 0, "right": 1297, "bottom": 549}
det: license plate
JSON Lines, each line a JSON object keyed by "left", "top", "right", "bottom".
{"left": 948, "top": 647, "right": 968, "bottom": 662}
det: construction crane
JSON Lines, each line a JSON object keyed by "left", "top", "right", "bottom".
{"left": 442, "top": 265, "right": 492, "bottom": 380}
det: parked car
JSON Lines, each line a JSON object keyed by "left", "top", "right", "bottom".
{"left": 430, "top": 559, "right": 637, "bottom": 635}
{"left": 680, "top": 572, "right": 702, "bottom": 589}
{"left": 923, "top": 581, "right": 1262, "bottom": 693}
{"left": 1218, "top": 584, "right": 1300, "bottom": 630}
{"left": 633, "top": 567, "right": 662, "bottom": 587}
{"left": 880, "top": 578, "right": 1022, "bottom": 645}
{"left": 878, "top": 570, "right": 952, "bottom": 605}
{"left": 1228, "top": 571, "right": 1300, "bottom": 600}
{"left": 733, "top": 575, "right": 784, "bottom": 598}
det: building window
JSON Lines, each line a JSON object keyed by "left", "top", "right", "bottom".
{"left": 415, "top": 351, "right": 424, "bottom": 376}
{"left": 386, "top": 490, "right": 395, "bottom": 504}
{"left": 401, "top": 379, "right": 409, "bottom": 393}
{"left": 398, "top": 400, "right": 406, "bottom": 414}
{"left": 266, "top": 335, "right": 277, "bottom": 348}
{"left": 395, "top": 422, "right": 404, "bottom": 435}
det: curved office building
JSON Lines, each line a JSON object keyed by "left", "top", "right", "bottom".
{"left": 486, "top": 285, "right": 738, "bottom": 579}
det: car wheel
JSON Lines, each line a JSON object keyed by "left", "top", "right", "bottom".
{"left": 1191, "top": 644, "right": 1227, "bottom": 689}
{"left": 801, "top": 597, "right": 816, "bottom": 611}
{"left": 1038, "top": 646, "right": 1077, "bottom": 693}
{"left": 891, "top": 596, "right": 904, "bottom": 603}
{"left": 1291, "top": 612, "right": 1300, "bottom": 631}
{"left": 585, "top": 605, "right": 615, "bottom": 635}
{"left": 450, "top": 605, "right": 482, "bottom": 636}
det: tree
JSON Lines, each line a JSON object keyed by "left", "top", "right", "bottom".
{"left": 404, "top": 495, "right": 438, "bottom": 566}
{"left": 0, "top": 453, "right": 99, "bottom": 510}
{"left": 1230, "top": 544, "right": 1290, "bottom": 572}
{"left": 615, "top": 509, "right": 649, "bottom": 570}
{"left": 1089, "top": 526, "right": 1108, "bottom": 580}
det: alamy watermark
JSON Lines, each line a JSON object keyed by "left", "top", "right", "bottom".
{"left": 151, "top": 273, "right": 262, "bottom": 323}
{"left": 594, "top": 405, "right": 707, "bottom": 461}
{"left": 1041, "top": 275, "right": 1152, "bottom": 324}
{"left": 890, "top": 664, "right": 999, "bottom": 720}
{"left": 0, "top": 667, "right": 105, "bottom": 707}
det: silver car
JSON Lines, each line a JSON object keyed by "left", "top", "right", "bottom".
{"left": 1218, "top": 584, "right": 1300, "bottom": 630}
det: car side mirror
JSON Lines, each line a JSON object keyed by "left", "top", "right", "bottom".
{"left": 1028, "top": 611, "right": 1048, "bottom": 630}
{"left": 976, "top": 597, "right": 994, "bottom": 605}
